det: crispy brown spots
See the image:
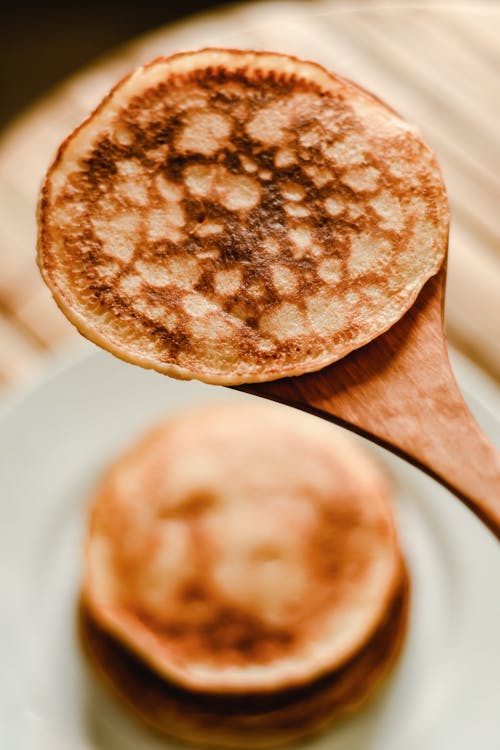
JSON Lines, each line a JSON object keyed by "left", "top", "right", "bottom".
{"left": 38, "top": 49, "right": 448, "bottom": 384}
{"left": 158, "top": 490, "right": 217, "bottom": 519}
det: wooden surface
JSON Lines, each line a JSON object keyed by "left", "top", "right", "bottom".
{"left": 243, "top": 266, "right": 500, "bottom": 538}
{"left": 0, "top": 1, "right": 499, "bottom": 393}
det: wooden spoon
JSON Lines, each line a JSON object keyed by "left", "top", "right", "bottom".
{"left": 238, "top": 262, "right": 500, "bottom": 539}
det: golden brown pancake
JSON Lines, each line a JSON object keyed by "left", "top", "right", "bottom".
{"left": 79, "top": 570, "right": 409, "bottom": 748}
{"left": 38, "top": 49, "right": 448, "bottom": 385}
{"left": 83, "top": 402, "right": 402, "bottom": 694}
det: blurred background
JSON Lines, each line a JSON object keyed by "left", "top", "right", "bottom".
{"left": 2, "top": 0, "right": 234, "bottom": 128}
{"left": 0, "top": 0, "right": 499, "bottom": 393}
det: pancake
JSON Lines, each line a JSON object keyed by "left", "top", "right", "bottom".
{"left": 83, "top": 402, "right": 402, "bottom": 694}
{"left": 38, "top": 49, "right": 449, "bottom": 385}
{"left": 79, "top": 569, "right": 409, "bottom": 748}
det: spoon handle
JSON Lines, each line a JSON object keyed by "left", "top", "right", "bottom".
{"left": 243, "top": 270, "right": 500, "bottom": 539}
{"left": 397, "top": 373, "right": 500, "bottom": 538}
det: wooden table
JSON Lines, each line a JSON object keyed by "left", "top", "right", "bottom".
{"left": 1, "top": 0, "right": 499, "bottom": 392}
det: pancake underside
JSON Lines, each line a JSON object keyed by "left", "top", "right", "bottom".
{"left": 79, "top": 566, "right": 409, "bottom": 749}
{"left": 38, "top": 49, "right": 448, "bottom": 384}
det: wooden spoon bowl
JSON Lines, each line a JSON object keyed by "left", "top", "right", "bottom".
{"left": 239, "top": 263, "right": 500, "bottom": 539}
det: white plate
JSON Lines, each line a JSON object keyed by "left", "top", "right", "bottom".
{"left": 1, "top": 349, "right": 500, "bottom": 750}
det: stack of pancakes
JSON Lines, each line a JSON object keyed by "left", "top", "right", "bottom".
{"left": 81, "top": 402, "right": 409, "bottom": 747}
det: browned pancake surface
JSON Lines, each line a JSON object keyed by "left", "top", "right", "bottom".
{"left": 79, "top": 569, "right": 409, "bottom": 748}
{"left": 83, "top": 402, "right": 401, "bottom": 693}
{"left": 38, "top": 49, "right": 448, "bottom": 384}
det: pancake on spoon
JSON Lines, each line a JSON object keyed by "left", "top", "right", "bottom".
{"left": 81, "top": 401, "right": 408, "bottom": 746}
{"left": 38, "top": 49, "right": 448, "bottom": 385}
